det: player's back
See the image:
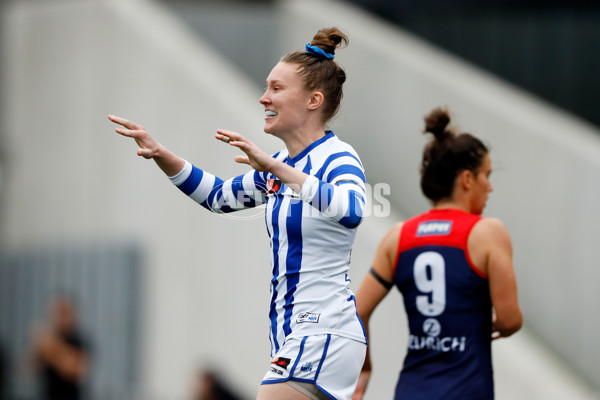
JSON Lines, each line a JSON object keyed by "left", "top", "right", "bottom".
{"left": 393, "top": 208, "right": 494, "bottom": 400}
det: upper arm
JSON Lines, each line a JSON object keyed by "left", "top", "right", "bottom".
{"left": 302, "top": 153, "right": 367, "bottom": 228}
{"left": 471, "top": 218, "right": 522, "bottom": 334}
{"left": 355, "top": 223, "right": 402, "bottom": 321}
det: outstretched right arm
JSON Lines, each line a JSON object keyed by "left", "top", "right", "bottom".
{"left": 109, "top": 114, "right": 184, "bottom": 176}
{"left": 109, "top": 115, "right": 268, "bottom": 213}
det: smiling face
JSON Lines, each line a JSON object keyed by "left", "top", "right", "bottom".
{"left": 259, "top": 62, "right": 313, "bottom": 137}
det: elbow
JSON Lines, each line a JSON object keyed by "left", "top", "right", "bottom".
{"left": 497, "top": 311, "right": 523, "bottom": 338}
{"left": 339, "top": 213, "right": 363, "bottom": 229}
{"left": 338, "top": 197, "right": 365, "bottom": 229}
{"left": 509, "top": 313, "right": 524, "bottom": 336}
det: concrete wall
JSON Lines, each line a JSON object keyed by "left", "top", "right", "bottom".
{"left": 1, "top": 1, "right": 276, "bottom": 398}
{"left": 1, "top": 0, "right": 599, "bottom": 398}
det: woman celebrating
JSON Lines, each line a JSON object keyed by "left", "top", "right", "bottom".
{"left": 352, "top": 108, "right": 522, "bottom": 400}
{"left": 109, "top": 27, "right": 367, "bottom": 400}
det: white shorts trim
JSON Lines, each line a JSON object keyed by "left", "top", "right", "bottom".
{"left": 262, "top": 334, "right": 366, "bottom": 400}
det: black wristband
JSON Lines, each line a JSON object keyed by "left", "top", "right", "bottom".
{"left": 369, "top": 267, "right": 393, "bottom": 290}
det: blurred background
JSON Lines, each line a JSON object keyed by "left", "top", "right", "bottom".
{"left": 1, "top": 0, "right": 599, "bottom": 399}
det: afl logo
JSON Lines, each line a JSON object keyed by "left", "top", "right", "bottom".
{"left": 423, "top": 318, "right": 442, "bottom": 337}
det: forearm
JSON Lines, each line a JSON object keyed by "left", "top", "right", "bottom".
{"left": 362, "top": 324, "right": 372, "bottom": 372}
{"left": 266, "top": 159, "right": 308, "bottom": 193}
{"left": 152, "top": 144, "right": 185, "bottom": 177}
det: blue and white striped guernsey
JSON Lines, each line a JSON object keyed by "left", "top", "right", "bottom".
{"left": 169, "top": 131, "right": 368, "bottom": 355}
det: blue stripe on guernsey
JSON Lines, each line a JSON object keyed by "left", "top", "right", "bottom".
{"left": 336, "top": 179, "right": 360, "bottom": 186}
{"left": 179, "top": 165, "right": 204, "bottom": 196}
{"left": 281, "top": 160, "right": 310, "bottom": 337}
{"left": 230, "top": 175, "right": 248, "bottom": 207}
{"left": 269, "top": 195, "right": 283, "bottom": 353}
{"left": 315, "top": 152, "right": 364, "bottom": 181}
{"left": 282, "top": 201, "right": 302, "bottom": 337}
{"left": 204, "top": 180, "right": 222, "bottom": 209}
{"left": 254, "top": 170, "right": 269, "bottom": 193}
{"left": 310, "top": 181, "right": 335, "bottom": 212}
{"left": 338, "top": 190, "right": 364, "bottom": 229}
{"left": 206, "top": 185, "right": 235, "bottom": 213}
{"left": 230, "top": 174, "right": 259, "bottom": 208}
{"left": 326, "top": 165, "right": 366, "bottom": 184}
{"left": 303, "top": 156, "right": 312, "bottom": 175}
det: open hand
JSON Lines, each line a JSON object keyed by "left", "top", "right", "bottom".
{"left": 216, "top": 129, "right": 274, "bottom": 172}
{"left": 109, "top": 114, "right": 160, "bottom": 159}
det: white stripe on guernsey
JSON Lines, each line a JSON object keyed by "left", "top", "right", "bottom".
{"left": 243, "top": 171, "right": 266, "bottom": 204}
{"left": 322, "top": 186, "right": 362, "bottom": 220}
{"left": 168, "top": 160, "right": 192, "bottom": 185}
{"left": 191, "top": 173, "right": 216, "bottom": 208}
{"left": 221, "top": 179, "right": 245, "bottom": 210}
{"left": 167, "top": 160, "right": 219, "bottom": 209}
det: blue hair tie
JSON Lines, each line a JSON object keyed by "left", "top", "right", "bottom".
{"left": 305, "top": 43, "right": 334, "bottom": 60}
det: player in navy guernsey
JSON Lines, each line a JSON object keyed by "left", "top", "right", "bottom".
{"left": 353, "top": 107, "right": 522, "bottom": 400}
{"left": 110, "top": 27, "right": 367, "bottom": 400}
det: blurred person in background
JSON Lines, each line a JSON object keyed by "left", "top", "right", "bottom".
{"left": 352, "top": 107, "right": 522, "bottom": 400}
{"left": 110, "top": 26, "right": 367, "bottom": 400}
{"left": 30, "top": 294, "right": 90, "bottom": 400}
{"left": 191, "top": 366, "right": 246, "bottom": 400}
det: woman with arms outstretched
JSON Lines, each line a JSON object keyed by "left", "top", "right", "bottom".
{"left": 110, "top": 27, "right": 367, "bottom": 400}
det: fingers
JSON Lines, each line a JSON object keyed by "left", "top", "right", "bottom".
{"left": 137, "top": 148, "right": 154, "bottom": 159}
{"left": 108, "top": 114, "right": 143, "bottom": 130}
{"left": 234, "top": 155, "right": 250, "bottom": 165}
{"left": 115, "top": 128, "right": 145, "bottom": 138}
{"left": 216, "top": 133, "right": 230, "bottom": 143}
{"left": 216, "top": 129, "right": 247, "bottom": 144}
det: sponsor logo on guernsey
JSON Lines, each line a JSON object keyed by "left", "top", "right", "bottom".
{"left": 296, "top": 312, "right": 320, "bottom": 324}
{"left": 271, "top": 357, "right": 291, "bottom": 370}
{"left": 416, "top": 220, "right": 452, "bottom": 236}
{"left": 407, "top": 317, "right": 467, "bottom": 353}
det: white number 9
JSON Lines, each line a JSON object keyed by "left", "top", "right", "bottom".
{"left": 414, "top": 251, "right": 446, "bottom": 316}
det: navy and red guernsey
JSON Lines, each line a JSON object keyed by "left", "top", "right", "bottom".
{"left": 393, "top": 208, "right": 494, "bottom": 400}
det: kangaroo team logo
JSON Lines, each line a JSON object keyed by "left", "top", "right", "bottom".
{"left": 266, "top": 179, "right": 282, "bottom": 195}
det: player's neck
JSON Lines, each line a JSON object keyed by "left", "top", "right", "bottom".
{"left": 433, "top": 199, "right": 470, "bottom": 213}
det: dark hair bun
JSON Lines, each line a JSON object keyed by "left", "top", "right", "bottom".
{"left": 424, "top": 107, "right": 452, "bottom": 141}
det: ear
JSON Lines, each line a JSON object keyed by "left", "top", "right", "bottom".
{"left": 459, "top": 169, "right": 473, "bottom": 190}
{"left": 307, "top": 91, "right": 324, "bottom": 111}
